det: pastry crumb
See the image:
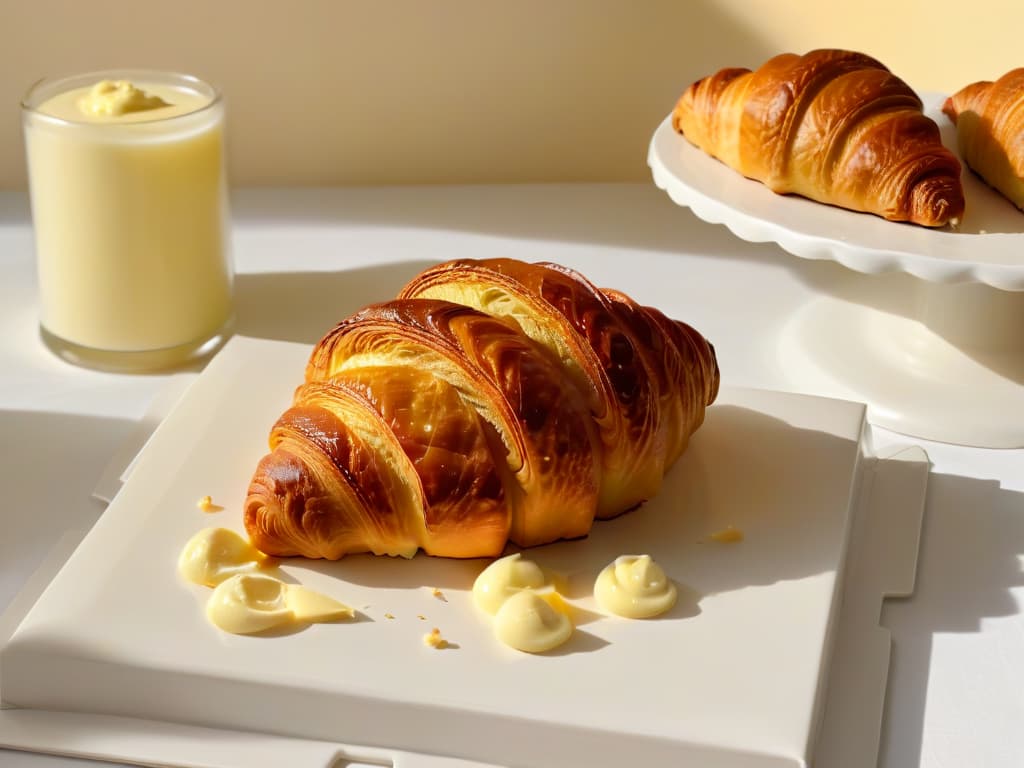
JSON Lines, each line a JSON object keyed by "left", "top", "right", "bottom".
{"left": 196, "top": 495, "right": 223, "bottom": 513}
{"left": 384, "top": 612, "right": 395, "bottom": 620}
{"left": 423, "top": 627, "right": 448, "bottom": 649}
{"left": 710, "top": 525, "right": 744, "bottom": 543}
{"left": 417, "top": 614, "right": 426, "bottom": 620}
{"left": 431, "top": 587, "right": 447, "bottom": 602}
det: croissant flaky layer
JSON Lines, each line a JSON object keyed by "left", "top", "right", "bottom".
{"left": 245, "top": 259, "right": 719, "bottom": 560}
{"left": 673, "top": 49, "right": 965, "bottom": 227}
{"left": 943, "top": 69, "right": 1024, "bottom": 211}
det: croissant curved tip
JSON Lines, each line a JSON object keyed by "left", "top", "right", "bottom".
{"left": 908, "top": 175, "right": 965, "bottom": 228}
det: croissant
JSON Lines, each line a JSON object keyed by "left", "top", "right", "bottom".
{"left": 673, "top": 49, "right": 965, "bottom": 227}
{"left": 244, "top": 259, "right": 719, "bottom": 560}
{"left": 943, "top": 69, "right": 1024, "bottom": 211}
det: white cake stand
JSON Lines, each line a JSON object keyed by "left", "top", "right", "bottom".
{"left": 648, "top": 94, "right": 1024, "bottom": 448}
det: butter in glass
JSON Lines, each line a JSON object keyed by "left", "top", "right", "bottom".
{"left": 21, "top": 70, "right": 234, "bottom": 371}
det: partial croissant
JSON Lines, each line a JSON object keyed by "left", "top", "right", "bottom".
{"left": 943, "top": 69, "right": 1024, "bottom": 211}
{"left": 673, "top": 49, "right": 965, "bottom": 227}
{"left": 244, "top": 259, "right": 719, "bottom": 560}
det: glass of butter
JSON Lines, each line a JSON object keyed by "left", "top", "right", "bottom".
{"left": 21, "top": 70, "right": 234, "bottom": 371}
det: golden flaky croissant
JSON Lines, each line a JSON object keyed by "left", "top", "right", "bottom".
{"left": 673, "top": 49, "right": 965, "bottom": 227}
{"left": 244, "top": 259, "right": 719, "bottom": 560}
{"left": 943, "top": 69, "right": 1024, "bottom": 211}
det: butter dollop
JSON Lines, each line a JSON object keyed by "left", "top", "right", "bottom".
{"left": 472, "top": 552, "right": 547, "bottom": 615}
{"left": 77, "top": 80, "right": 170, "bottom": 117}
{"left": 594, "top": 554, "right": 677, "bottom": 619}
{"left": 473, "top": 553, "right": 574, "bottom": 652}
{"left": 206, "top": 573, "right": 354, "bottom": 635}
{"left": 178, "top": 527, "right": 269, "bottom": 587}
{"left": 493, "top": 590, "right": 573, "bottom": 653}
{"left": 180, "top": 528, "right": 354, "bottom": 635}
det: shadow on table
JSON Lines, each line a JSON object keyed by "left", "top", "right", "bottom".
{"left": 233, "top": 260, "right": 437, "bottom": 345}
{"left": 0, "top": 410, "right": 133, "bottom": 613}
{"left": 232, "top": 184, "right": 788, "bottom": 264}
{"left": 230, "top": 184, "right": 1024, "bottom": 383}
{"left": 879, "top": 473, "right": 1024, "bottom": 768}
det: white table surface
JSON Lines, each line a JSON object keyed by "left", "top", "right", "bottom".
{"left": 0, "top": 184, "right": 1022, "bottom": 768}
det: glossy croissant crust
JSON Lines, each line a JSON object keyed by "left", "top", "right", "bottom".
{"left": 673, "top": 49, "right": 965, "bottom": 227}
{"left": 244, "top": 259, "right": 720, "bottom": 560}
{"left": 943, "top": 69, "right": 1024, "bottom": 211}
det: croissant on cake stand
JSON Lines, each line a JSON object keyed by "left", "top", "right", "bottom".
{"left": 943, "top": 68, "right": 1024, "bottom": 212}
{"left": 673, "top": 48, "right": 965, "bottom": 228}
{"left": 244, "top": 259, "right": 719, "bottom": 560}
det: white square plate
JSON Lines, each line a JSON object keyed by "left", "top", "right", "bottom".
{"left": 2, "top": 336, "right": 868, "bottom": 768}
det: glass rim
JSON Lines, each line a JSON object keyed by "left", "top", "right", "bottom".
{"left": 21, "top": 68, "right": 222, "bottom": 127}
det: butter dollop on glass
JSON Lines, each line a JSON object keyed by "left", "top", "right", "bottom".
{"left": 77, "top": 79, "right": 170, "bottom": 117}
{"left": 594, "top": 554, "right": 677, "bottom": 619}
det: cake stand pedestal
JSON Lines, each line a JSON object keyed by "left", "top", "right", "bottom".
{"left": 778, "top": 281, "right": 1024, "bottom": 447}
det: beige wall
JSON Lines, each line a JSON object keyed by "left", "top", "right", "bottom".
{"left": 2, "top": 0, "right": 1020, "bottom": 188}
